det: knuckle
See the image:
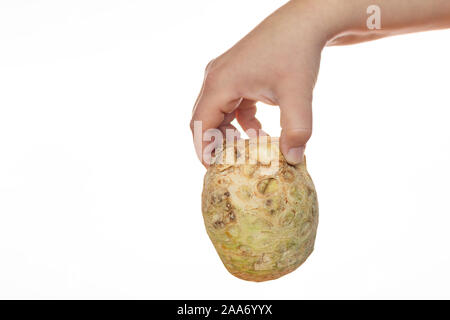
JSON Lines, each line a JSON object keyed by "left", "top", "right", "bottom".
{"left": 189, "top": 118, "right": 196, "bottom": 132}
{"left": 203, "top": 59, "right": 225, "bottom": 90}
{"left": 204, "top": 59, "right": 216, "bottom": 74}
{"left": 204, "top": 69, "right": 220, "bottom": 89}
{"left": 285, "top": 127, "right": 312, "bottom": 144}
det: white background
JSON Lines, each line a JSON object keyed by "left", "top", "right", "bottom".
{"left": 0, "top": 0, "right": 449, "bottom": 299}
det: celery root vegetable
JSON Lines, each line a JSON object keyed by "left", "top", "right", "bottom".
{"left": 201, "top": 138, "right": 318, "bottom": 282}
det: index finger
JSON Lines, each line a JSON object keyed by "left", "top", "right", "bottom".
{"left": 190, "top": 66, "right": 240, "bottom": 166}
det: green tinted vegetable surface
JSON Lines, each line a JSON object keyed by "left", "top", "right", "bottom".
{"left": 202, "top": 138, "right": 318, "bottom": 281}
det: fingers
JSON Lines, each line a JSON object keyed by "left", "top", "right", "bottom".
{"left": 190, "top": 61, "right": 240, "bottom": 166}
{"left": 235, "top": 99, "right": 268, "bottom": 138}
{"left": 218, "top": 111, "right": 241, "bottom": 140}
{"left": 279, "top": 92, "right": 313, "bottom": 165}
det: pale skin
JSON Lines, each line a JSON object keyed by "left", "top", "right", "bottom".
{"left": 190, "top": 0, "right": 450, "bottom": 166}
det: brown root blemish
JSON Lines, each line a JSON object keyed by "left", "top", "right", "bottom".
{"left": 213, "top": 220, "right": 225, "bottom": 229}
{"left": 256, "top": 177, "right": 278, "bottom": 196}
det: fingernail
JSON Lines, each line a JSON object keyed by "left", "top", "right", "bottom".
{"left": 285, "top": 146, "right": 305, "bottom": 165}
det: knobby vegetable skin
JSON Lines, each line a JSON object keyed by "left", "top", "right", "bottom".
{"left": 201, "top": 138, "right": 318, "bottom": 281}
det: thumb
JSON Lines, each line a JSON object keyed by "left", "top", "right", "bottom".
{"left": 279, "top": 94, "right": 313, "bottom": 165}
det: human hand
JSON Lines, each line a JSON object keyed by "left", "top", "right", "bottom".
{"left": 191, "top": 0, "right": 332, "bottom": 166}
{"left": 190, "top": 0, "right": 450, "bottom": 167}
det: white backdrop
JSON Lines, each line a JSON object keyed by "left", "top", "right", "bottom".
{"left": 0, "top": 0, "right": 449, "bottom": 299}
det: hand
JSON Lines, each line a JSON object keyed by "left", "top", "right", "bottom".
{"left": 190, "top": 0, "right": 450, "bottom": 167}
{"left": 191, "top": 1, "right": 330, "bottom": 166}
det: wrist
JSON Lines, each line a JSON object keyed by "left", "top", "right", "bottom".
{"left": 312, "top": 0, "right": 450, "bottom": 45}
{"left": 289, "top": 0, "right": 366, "bottom": 45}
